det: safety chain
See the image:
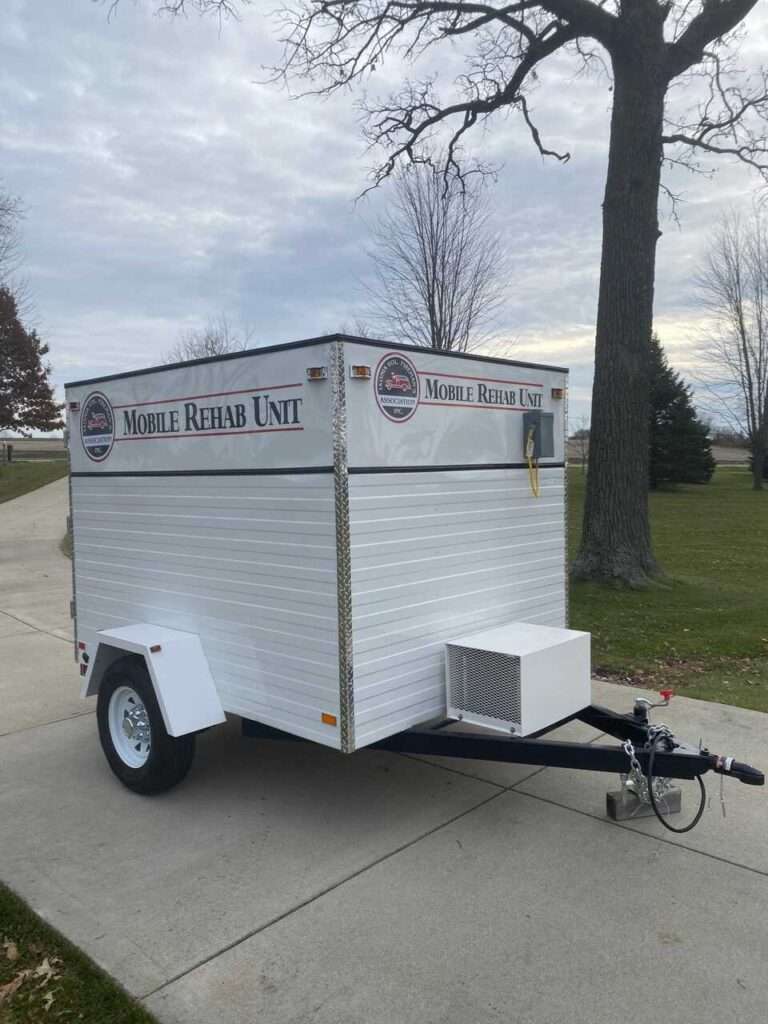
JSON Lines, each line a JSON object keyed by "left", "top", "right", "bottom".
{"left": 622, "top": 730, "right": 673, "bottom": 808}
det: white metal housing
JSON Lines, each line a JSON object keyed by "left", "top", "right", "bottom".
{"left": 83, "top": 624, "right": 225, "bottom": 737}
{"left": 445, "top": 622, "right": 591, "bottom": 736}
{"left": 65, "top": 335, "right": 571, "bottom": 752}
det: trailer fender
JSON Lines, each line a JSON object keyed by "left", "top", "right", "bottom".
{"left": 82, "top": 624, "right": 226, "bottom": 737}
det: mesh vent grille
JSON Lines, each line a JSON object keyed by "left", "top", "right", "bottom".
{"left": 446, "top": 646, "right": 521, "bottom": 725}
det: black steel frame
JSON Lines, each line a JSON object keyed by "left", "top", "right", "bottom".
{"left": 242, "top": 703, "right": 764, "bottom": 787}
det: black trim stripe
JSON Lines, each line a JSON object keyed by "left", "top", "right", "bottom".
{"left": 71, "top": 467, "right": 334, "bottom": 478}
{"left": 70, "top": 461, "right": 566, "bottom": 479}
{"left": 64, "top": 334, "right": 569, "bottom": 390}
{"left": 349, "top": 462, "right": 566, "bottom": 474}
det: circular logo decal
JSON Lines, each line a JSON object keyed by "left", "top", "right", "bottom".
{"left": 374, "top": 353, "right": 419, "bottom": 423}
{"left": 80, "top": 392, "right": 115, "bottom": 462}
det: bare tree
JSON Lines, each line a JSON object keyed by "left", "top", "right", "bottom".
{"left": 365, "top": 162, "right": 505, "bottom": 351}
{"left": 103, "top": 1, "right": 244, "bottom": 18}
{"left": 103, "top": 0, "right": 768, "bottom": 584}
{"left": 698, "top": 210, "right": 768, "bottom": 491}
{"left": 333, "top": 319, "right": 374, "bottom": 337}
{"left": 164, "top": 314, "right": 255, "bottom": 363}
{"left": 571, "top": 416, "right": 590, "bottom": 472}
{"left": 0, "top": 187, "right": 22, "bottom": 287}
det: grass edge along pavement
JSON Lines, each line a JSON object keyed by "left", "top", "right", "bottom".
{"left": 0, "top": 461, "right": 68, "bottom": 504}
{"left": 0, "top": 882, "right": 157, "bottom": 1024}
{"left": 568, "top": 467, "right": 768, "bottom": 713}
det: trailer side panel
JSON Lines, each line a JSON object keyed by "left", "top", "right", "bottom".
{"left": 67, "top": 343, "right": 344, "bottom": 748}
{"left": 342, "top": 342, "right": 568, "bottom": 749}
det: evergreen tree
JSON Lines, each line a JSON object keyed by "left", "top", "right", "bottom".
{"left": 0, "top": 287, "right": 63, "bottom": 434}
{"left": 649, "top": 335, "right": 715, "bottom": 489}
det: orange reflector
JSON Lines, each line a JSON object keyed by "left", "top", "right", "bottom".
{"left": 349, "top": 365, "right": 371, "bottom": 380}
{"left": 321, "top": 712, "right": 337, "bottom": 726}
{"left": 306, "top": 366, "right": 328, "bottom": 381}
{"left": 551, "top": 387, "right": 565, "bottom": 399}
{"left": 150, "top": 644, "right": 162, "bottom": 653}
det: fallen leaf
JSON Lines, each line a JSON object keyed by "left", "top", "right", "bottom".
{"left": 42, "top": 989, "right": 56, "bottom": 1012}
{"left": 2, "top": 939, "right": 19, "bottom": 962}
{"left": 33, "top": 958, "right": 61, "bottom": 987}
{"left": 0, "top": 969, "right": 31, "bottom": 1004}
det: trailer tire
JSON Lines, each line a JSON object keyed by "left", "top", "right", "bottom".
{"left": 97, "top": 656, "right": 195, "bottom": 794}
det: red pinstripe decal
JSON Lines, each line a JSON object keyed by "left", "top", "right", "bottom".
{"left": 115, "top": 426, "right": 304, "bottom": 441}
{"left": 112, "top": 382, "right": 302, "bottom": 410}
{"left": 417, "top": 369, "right": 543, "bottom": 388}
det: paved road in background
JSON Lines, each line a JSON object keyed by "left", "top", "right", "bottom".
{"left": 0, "top": 478, "right": 91, "bottom": 736}
{"left": 1, "top": 480, "right": 766, "bottom": 1024}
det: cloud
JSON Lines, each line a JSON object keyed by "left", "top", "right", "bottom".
{"left": 1, "top": 0, "right": 766, "bottom": 428}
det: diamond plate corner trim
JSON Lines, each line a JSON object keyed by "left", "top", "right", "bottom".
{"left": 331, "top": 339, "right": 355, "bottom": 753}
{"left": 563, "top": 380, "right": 570, "bottom": 628}
{"left": 66, "top": 424, "right": 78, "bottom": 661}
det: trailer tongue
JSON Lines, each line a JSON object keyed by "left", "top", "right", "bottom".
{"left": 245, "top": 693, "right": 763, "bottom": 832}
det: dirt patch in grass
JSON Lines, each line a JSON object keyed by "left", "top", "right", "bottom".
{"left": 593, "top": 656, "right": 768, "bottom": 712}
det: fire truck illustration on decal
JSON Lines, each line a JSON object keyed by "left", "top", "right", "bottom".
{"left": 80, "top": 392, "right": 115, "bottom": 462}
{"left": 375, "top": 354, "right": 419, "bottom": 422}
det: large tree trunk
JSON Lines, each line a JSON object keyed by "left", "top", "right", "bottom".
{"left": 572, "top": 24, "right": 667, "bottom": 585}
{"left": 752, "top": 441, "right": 766, "bottom": 490}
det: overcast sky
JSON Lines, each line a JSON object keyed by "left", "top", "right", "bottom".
{"left": 2, "top": 0, "right": 766, "bottom": 423}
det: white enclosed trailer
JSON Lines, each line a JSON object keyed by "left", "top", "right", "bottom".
{"left": 64, "top": 335, "right": 763, "bottom": 813}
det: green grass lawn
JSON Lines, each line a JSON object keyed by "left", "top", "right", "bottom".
{"left": 568, "top": 467, "right": 768, "bottom": 712}
{"left": 0, "top": 461, "right": 68, "bottom": 504}
{"left": 0, "top": 883, "right": 156, "bottom": 1023}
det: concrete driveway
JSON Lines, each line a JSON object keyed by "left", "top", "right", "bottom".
{"left": 1, "top": 480, "right": 766, "bottom": 1023}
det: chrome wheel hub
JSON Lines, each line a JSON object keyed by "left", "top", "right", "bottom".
{"left": 108, "top": 685, "right": 152, "bottom": 768}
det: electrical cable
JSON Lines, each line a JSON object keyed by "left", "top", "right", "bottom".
{"left": 525, "top": 428, "right": 540, "bottom": 497}
{"left": 646, "top": 731, "right": 707, "bottom": 833}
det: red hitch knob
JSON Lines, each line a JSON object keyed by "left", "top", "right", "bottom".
{"left": 659, "top": 689, "right": 673, "bottom": 702}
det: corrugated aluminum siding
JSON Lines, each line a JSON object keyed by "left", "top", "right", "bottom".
{"left": 349, "top": 468, "right": 566, "bottom": 748}
{"left": 72, "top": 474, "right": 341, "bottom": 748}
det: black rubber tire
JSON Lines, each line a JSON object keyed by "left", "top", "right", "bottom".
{"left": 97, "top": 656, "right": 195, "bottom": 794}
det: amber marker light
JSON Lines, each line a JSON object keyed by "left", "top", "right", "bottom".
{"left": 306, "top": 366, "right": 328, "bottom": 381}
{"left": 349, "top": 365, "right": 371, "bottom": 380}
{"left": 321, "top": 712, "right": 338, "bottom": 726}
{"left": 551, "top": 388, "right": 565, "bottom": 400}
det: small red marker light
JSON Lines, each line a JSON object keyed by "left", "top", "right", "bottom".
{"left": 78, "top": 641, "right": 86, "bottom": 651}
{"left": 660, "top": 689, "right": 673, "bottom": 702}
{"left": 150, "top": 644, "right": 162, "bottom": 653}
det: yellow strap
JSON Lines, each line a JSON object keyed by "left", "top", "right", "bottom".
{"left": 527, "top": 453, "right": 540, "bottom": 498}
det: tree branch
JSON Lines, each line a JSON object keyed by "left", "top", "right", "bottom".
{"left": 538, "top": 0, "right": 616, "bottom": 46}
{"left": 666, "top": 0, "right": 760, "bottom": 79}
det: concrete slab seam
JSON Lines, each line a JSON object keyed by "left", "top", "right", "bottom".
{"left": 399, "top": 730, "right": 607, "bottom": 793}
{"left": 511, "top": 788, "right": 768, "bottom": 879}
{"left": 0, "top": 709, "right": 95, "bottom": 741}
{"left": 136, "top": 785, "right": 506, "bottom": 1003}
{"left": 0, "top": 608, "right": 72, "bottom": 645}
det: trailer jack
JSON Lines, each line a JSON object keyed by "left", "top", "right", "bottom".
{"left": 243, "top": 700, "right": 763, "bottom": 832}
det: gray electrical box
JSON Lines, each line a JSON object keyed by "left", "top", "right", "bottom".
{"left": 522, "top": 411, "right": 554, "bottom": 459}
